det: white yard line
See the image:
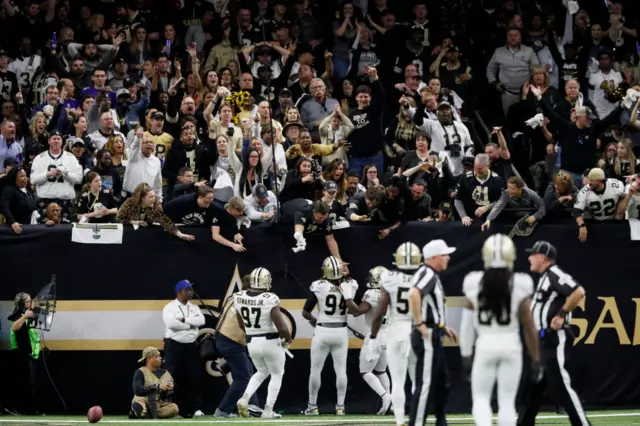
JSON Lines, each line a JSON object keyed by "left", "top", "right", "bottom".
{"left": 2, "top": 412, "right": 640, "bottom": 424}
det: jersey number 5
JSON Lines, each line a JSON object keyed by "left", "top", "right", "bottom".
{"left": 240, "top": 306, "right": 262, "bottom": 329}
{"left": 396, "top": 287, "right": 410, "bottom": 314}
{"left": 325, "top": 294, "right": 347, "bottom": 316}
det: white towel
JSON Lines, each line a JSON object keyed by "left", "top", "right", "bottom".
{"left": 562, "top": 0, "right": 580, "bottom": 15}
{"left": 629, "top": 218, "right": 640, "bottom": 240}
{"left": 525, "top": 113, "right": 545, "bottom": 129}
{"left": 622, "top": 88, "right": 640, "bottom": 109}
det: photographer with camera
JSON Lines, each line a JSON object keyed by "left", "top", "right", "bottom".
{"left": 7, "top": 292, "right": 41, "bottom": 415}
{"left": 402, "top": 97, "right": 473, "bottom": 177}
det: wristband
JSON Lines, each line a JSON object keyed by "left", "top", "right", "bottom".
{"left": 579, "top": 223, "right": 586, "bottom": 228}
{"left": 557, "top": 309, "right": 570, "bottom": 318}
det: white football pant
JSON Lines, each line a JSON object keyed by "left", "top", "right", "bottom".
{"left": 244, "top": 337, "right": 286, "bottom": 407}
{"left": 471, "top": 345, "right": 522, "bottom": 426}
{"left": 386, "top": 323, "right": 416, "bottom": 426}
{"left": 308, "top": 326, "right": 348, "bottom": 406}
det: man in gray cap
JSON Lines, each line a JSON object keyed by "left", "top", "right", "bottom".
{"left": 519, "top": 241, "right": 590, "bottom": 426}
{"left": 130, "top": 346, "right": 179, "bottom": 419}
{"left": 243, "top": 183, "right": 278, "bottom": 224}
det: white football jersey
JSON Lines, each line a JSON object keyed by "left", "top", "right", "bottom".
{"left": 380, "top": 270, "right": 413, "bottom": 325}
{"left": 8, "top": 55, "right": 42, "bottom": 91}
{"left": 234, "top": 290, "right": 280, "bottom": 336}
{"left": 311, "top": 278, "right": 358, "bottom": 324}
{"left": 462, "top": 271, "right": 534, "bottom": 345}
{"left": 624, "top": 184, "right": 640, "bottom": 219}
{"left": 362, "top": 288, "right": 388, "bottom": 334}
{"left": 575, "top": 179, "right": 624, "bottom": 220}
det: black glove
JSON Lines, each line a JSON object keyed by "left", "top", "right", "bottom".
{"left": 462, "top": 357, "right": 473, "bottom": 382}
{"left": 531, "top": 360, "right": 544, "bottom": 383}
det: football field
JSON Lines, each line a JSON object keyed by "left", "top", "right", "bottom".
{"left": 2, "top": 411, "right": 639, "bottom": 425}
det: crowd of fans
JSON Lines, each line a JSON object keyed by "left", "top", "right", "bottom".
{"left": 1, "top": 0, "right": 640, "bottom": 247}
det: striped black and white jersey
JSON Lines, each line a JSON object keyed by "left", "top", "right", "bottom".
{"left": 531, "top": 265, "right": 580, "bottom": 330}
{"left": 411, "top": 265, "right": 446, "bottom": 327}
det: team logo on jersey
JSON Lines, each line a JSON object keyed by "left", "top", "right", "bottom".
{"left": 196, "top": 265, "right": 296, "bottom": 379}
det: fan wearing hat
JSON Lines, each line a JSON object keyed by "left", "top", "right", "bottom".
{"left": 521, "top": 240, "right": 590, "bottom": 426}
{"left": 161, "top": 280, "right": 205, "bottom": 418}
{"left": 573, "top": 167, "right": 624, "bottom": 242}
{"left": 320, "top": 180, "right": 346, "bottom": 220}
{"left": 131, "top": 347, "right": 179, "bottom": 419}
{"left": 242, "top": 41, "right": 292, "bottom": 81}
{"left": 244, "top": 183, "right": 278, "bottom": 223}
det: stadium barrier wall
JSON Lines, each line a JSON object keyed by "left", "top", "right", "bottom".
{"left": 0, "top": 222, "right": 638, "bottom": 414}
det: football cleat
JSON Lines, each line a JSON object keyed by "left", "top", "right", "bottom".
{"left": 303, "top": 405, "right": 319, "bottom": 416}
{"left": 335, "top": 406, "right": 345, "bottom": 416}
{"left": 261, "top": 410, "right": 281, "bottom": 418}
{"left": 236, "top": 399, "right": 249, "bottom": 418}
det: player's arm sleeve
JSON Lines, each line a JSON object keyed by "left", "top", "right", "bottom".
{"left": 572, "top": 187, "right": 587, "bottom": 218}
{"left": 132, "top": 369, "right": 157, "bottom": 396}
{"left": 486, "top": 190, "right": 509, "bottom": 221}
{"left": 459, "top": 273, "right": 477, "bottom": 357}
{"left": 303, "top": 292, "right": 318, "bottom": 313}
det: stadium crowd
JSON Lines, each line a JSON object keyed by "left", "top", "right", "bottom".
{"left": 0, "top": 0, "right": 640, "bottom": 246}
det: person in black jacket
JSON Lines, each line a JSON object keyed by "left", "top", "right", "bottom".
{"left": 162, "top": 127, "right": 207, "bottom": 200}
{"left": 92, "top": 149, "right": 122, "bottom": 199}
{"left": 0, "top": 166, "right": 38, "bottom": 234}
{"left": 163, "top": 186, "right": 216, "bottom": 227}
{"left": 278, "top": 157, "right": 323, "bottom": 203}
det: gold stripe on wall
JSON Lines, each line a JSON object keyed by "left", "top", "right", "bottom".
{"left": 43, "top": 336, "right": 459, "bottom": 351}
{"left": 17, "top": 297, "right": 466, "bottom": 312}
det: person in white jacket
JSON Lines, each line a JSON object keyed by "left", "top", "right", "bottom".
{"left": 30, "top": 132, "right": 83, "bottom": 222}
{"left": 123, "top": 127, "right": 163, "bottom": 202}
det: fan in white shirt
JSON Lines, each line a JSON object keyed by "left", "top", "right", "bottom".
{"left": 123, "top": 127, "right": 163, "bottom": 201}
{"left": 30, "top": 133, "right": 83, "bottom": 201}
{"left": 588, "top": 51, "right": 623, "bottom": 119}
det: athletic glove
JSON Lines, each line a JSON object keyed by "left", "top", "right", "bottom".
{"left": 339, "top": 281, "right": 355, "bottom": 300}
{"left": 364, "top": 338, "right": 381, "bottom": 362}
{"left": 292, "top": 232, "right": 307, "bottom": 253}
{"left": 531, "top": 360, "right": 544, "bottom": 383}
{"left": 462, "top": 357, "right": 473, "bottom": 383}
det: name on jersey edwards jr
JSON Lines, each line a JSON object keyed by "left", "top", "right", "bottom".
{"left": 236, "top": 297, "right": 265, "bottom": 306}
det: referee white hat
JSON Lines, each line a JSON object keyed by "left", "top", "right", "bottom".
{"left": 422, "top": 240, "right": 456, "bottom": 259}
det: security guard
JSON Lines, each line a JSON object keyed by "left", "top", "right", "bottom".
{"left": 131, "top": 347, "right": 179, "bottom": 419}
{"left": 518, "top": 241, "right": 591, "bottom": 426}
{"left": 214, "top": 275, "right": 262, "bottom": 418}
{"left": 407, "top": 240, "right": 457, "bottom": 426}
{"left": 8, "top": 292, "right": 41, "bottom": 415}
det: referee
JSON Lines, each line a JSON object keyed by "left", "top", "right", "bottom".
{"left": 162, "top": 280, "right": 205, "bottom": 418}
{"left": 408, "top": 240, "right": 457, "bottom": 426}
{"left": 517, "top": 241, "right": 591, "bottom": 426}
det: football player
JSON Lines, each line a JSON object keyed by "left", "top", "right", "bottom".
{"left": 302, "top": 256, "right": 359, "bottom": 416}
{"left": 235, "top": 268, "right": 292, "bottom": 419}
{"left": 345, "top": 266, "right": 393, "bottom": 415}
{"left": 459, "top": 234, "right": 542, "bottom": 426}
{"left": 574, "top": 168, "right": 624, "bottom": 242}
{"left": 367, "top": 242, "right": 421, "bottom": 426}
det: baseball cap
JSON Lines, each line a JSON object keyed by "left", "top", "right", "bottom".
{"left": 116, "top": 88, "right": 130, "bottom": 98}
{"left": 69, "top": 137, "right": 85, "bottom": 147}
{"left": 138, "top": 346, "right": 160, "bottom": 362}
{"left": 461, "top": 156, "right": 474, "bottom": 167}
{"left": 0, "top": 50, "right": 8, "bottom": 57}
{"left": 587, "top": 168, "right": 605, "bottom": 180}
{"left": 437, "top": 101, "right": 453, "bottom": 110}
{"left": 152, "top": 111, "right": 165, "bottom": 120}
{"left": 253, "top": 183, "right": 269, "bottom": 198}
{"left": 439, "top": 201, "right": 452, "bottom": 212}
{"left": 422, "top": 240, "right": 456, "bottom": 259}
{"left": 324, "top": 181, "right": 338, "bottom": 194}
{"left": 525, "top": 241, "right": 557, "bottom": 261}
{"left": 175, "top": 279, "right": 193, "bottom": 293}
{"left": 447, "top": 45, "right": 460, "bottom": 53}
{"left": 279, "top": 88, "right": 292, "bottom": 97}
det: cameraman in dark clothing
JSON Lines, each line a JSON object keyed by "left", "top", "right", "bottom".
{"left": 7, "top": 292, "right": 41, "bottom": 415}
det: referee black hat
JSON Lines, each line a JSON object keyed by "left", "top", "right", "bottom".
{"left": 525, "top": 241, "right": 557, "bottom": 261}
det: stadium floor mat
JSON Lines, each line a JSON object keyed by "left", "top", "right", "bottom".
{"left": 1, "top": 410, "right": 639, "bottom": 426}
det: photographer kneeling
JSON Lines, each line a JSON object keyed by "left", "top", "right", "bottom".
{"left": 7, "top": 293, "right": 41, "bottom": 415}
{"left": 130, "top": 347, "right": 179, "bottom": 419}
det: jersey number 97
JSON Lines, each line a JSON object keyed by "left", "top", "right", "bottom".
{"left": 240, "top": 306, "right": 262, "bottom": 329}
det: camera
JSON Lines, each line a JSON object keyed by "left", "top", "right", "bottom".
{"left": 311, "top": 159, "right": 323, "bottom": 180}
{"left": 445, "top": 143, "right": 462, "bottom": 158}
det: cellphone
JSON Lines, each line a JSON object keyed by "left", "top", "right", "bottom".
{"left": 189, "top": 41, "right": 196, "bottom": 49}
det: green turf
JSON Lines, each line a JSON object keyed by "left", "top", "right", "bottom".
{"left": 2, "top": 410, "right": 639, "bottom": 426}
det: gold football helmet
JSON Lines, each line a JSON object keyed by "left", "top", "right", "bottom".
{"left": 321, "top": 256, "right": 344, "bottom": 280}
{"left": 482, "top": 234, "right": 516, "bottom": 270}
{"left": 393, "top": 242, "right": 422, "bottom": 270}
{"left": 367, "top": 266, "right": 388, "bottom": 288}
{"left": 249, "top": 267, "right": 272, "bottom": 291}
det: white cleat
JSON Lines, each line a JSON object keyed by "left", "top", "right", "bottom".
{"left": 236, "top": 398, "right": 249, "bottom": 418}
{"left": 304, "top": 405, "right": 319, "bottom": 416}
{"left": 261, "top": 410, "right": 282, "bottom": 418}
{"left": 193, "top": 410, "right": 205, "bottom": 417}
{"left": 377, "top": 393, "right": 392, "bottom": 415}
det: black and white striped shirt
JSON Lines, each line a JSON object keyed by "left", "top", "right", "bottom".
{"left": 411, "top": 265, "right": 446, "bottom": 327}
{"left": 531, "top": 265, "right": 580, "bottom": 330}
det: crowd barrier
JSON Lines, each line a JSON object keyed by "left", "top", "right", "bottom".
{"left": 0, "top": 222, "right": 639, "bottom": 413}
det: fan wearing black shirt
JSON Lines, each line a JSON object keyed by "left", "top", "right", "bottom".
{"left": 346, "top": 185, "right": 386, "bottom": 222}
{"left": 454, "top": 154, "right": 506, "bottom": 226}
{"left": 76, "top": 172, "right": 118, "bottom": 223}
{"left": 210, "top": 196, "right": 246, "bottom": 252}
{"left": 485, "top": 127, "right": 513, "bottom": 181}
{"left": 293, "top": 200, "right": 346, "bottom": 271}
{"left": 404, "top": 180, "right": 432, "bottom": 221}
{"left": 377, "top": 176, "right": 405, "bottom": 239}
{"left": 163, "top": 185, "right": 216, "bottom": 227}
{"left": 321, "top": 181, "right": 346, "bottom": 222}
{"left": 0, "top": 50, "right": 19, "bottom": 102}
